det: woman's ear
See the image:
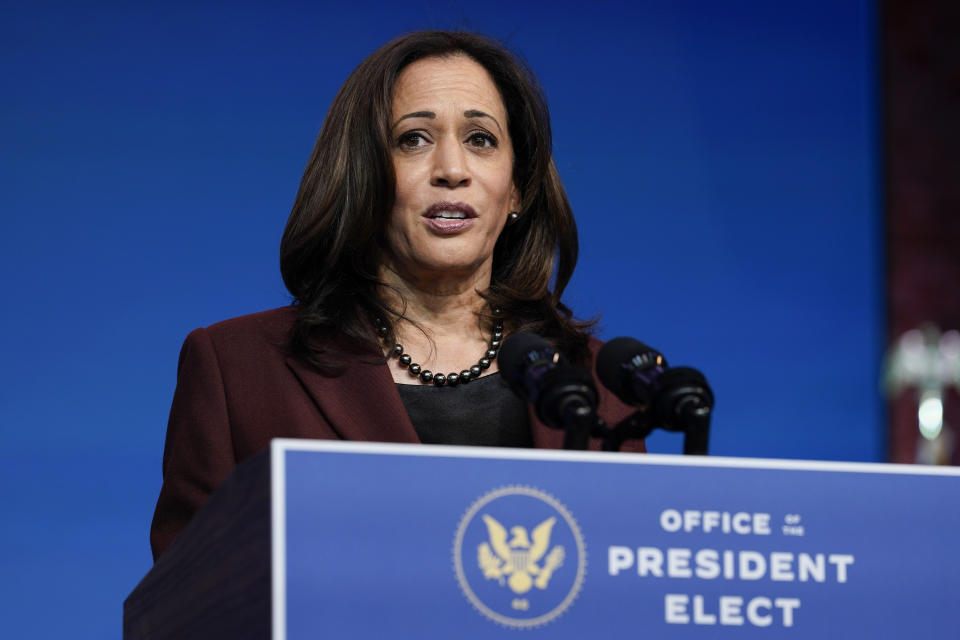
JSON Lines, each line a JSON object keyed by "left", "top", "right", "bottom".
{"left": 508, "top": 184, "right": 521, "bottom": 218}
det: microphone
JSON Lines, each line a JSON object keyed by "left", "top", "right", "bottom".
{"left": 597, "top": 337, "right": 714, "bottom": 455}
{"left": 498, "top": 332, "right": 600, "bottom": 450}
{"left": 595, "top": 337, "right": 669, "bottom": 409}
{"left": 653, "top": 366, "right": 714, "bottom": 455}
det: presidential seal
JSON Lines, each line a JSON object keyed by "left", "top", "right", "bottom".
{"left": 453, "top": 486, "right": 586, "bottom": 629}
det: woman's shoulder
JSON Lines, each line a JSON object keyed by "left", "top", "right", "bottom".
{"left": 182, "top": 306, "right": 298, "bottom": 360}
{"left": 203, "top": 306, "right": 297, "bottom": 338}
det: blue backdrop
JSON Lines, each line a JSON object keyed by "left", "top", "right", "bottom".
{"left": 0, "top": 1, "right": 878, "bottom": 637}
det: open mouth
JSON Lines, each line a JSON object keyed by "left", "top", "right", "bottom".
{"left": 424, "top": 201, "right": 478, "bottom": 220}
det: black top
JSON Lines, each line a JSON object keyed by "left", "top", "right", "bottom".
{"left": 396, "top": 373, "right": 532, "bottom": 447}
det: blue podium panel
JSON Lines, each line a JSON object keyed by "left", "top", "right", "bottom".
{"left": 270, "top": 441, "right": 960, "bottom": 639}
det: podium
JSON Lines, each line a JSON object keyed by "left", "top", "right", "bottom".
{"left": 125, "top": 439, "right": 960, "bottom": 638}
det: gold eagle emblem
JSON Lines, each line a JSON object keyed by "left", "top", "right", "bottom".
{"left": 477, "top": 514, "right": 565, "bottom": 594}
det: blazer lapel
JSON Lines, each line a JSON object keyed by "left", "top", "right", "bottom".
{"left": 286, "top": 353, "right": 421, "bottom": 444}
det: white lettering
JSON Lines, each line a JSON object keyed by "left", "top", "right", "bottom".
{"left": 665, "top": 594, "right": 689, "bottom": 623}
{"left": 754, "top": 512, "right": 771, "bottom": 535}
{"left": 661, "top": 509, "right": 682, "bottom": 532}
{"left": 770, "top": 552, "right": 795, "bottom": 581}
{"left": 719, "top": 596, "right": 744, "bottom": 625}
{"left": 746, "top": 597, "right": 773, "bottom": 626}
{"left": 798, "top": 553, "right": 825, "bottom": 582}
{"left": 774, "top": 597, "right": 801, "bottom": 627}
{"left": 665, "top": 595, "right": 802, "bottom": 627}
{"left": 723, "top": 550, "right": 735, "bottom": 579}
{"left": 732, "top": 512, "right": 751, "bottom": 534}
{"left": 683, "top": 510, "right": 702, "bottom": 532}
{"left": 828, "top": 554, "right": 854, "bottom": 583}
{"left": 667, "top": 548, "right": 692, "bottom": 578}
{"left": 739, "top": 551, "right": 766, "bottom": 580}
{"left": 637, "top": 547, "right": 663, "bottom": 577}
{"left": 693, "top": 595, "right": 716, "bottom": 624}
{"left": 608, "top": 546, "right": 633, "bottom": 576}
{"left": 694, "top": 548, "right": 720, "bottom": 579}
{"left": 632, "top": 547, "right": 849, "bottom": 585}
{"left": 658, "top": 509, "right": 773, "bottom": 534}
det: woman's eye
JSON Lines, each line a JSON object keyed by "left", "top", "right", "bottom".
{"left": 467, "top": 132, "right": 498, "bottom": 149}
{"left": 397, "top": 132, "right": 429, "bottom": 149}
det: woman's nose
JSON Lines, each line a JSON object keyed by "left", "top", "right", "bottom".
{"left": 430, "top": 138, "right": 470, "bottom": 188}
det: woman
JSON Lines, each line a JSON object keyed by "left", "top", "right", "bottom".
{"left": 150, "top": 31, "right": 643, "bottom": 562}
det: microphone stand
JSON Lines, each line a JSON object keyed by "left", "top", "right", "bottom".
{"left": 533, "top": 362, "right": 604, "bottom": 451}
{"left": 597, "top": 410, "right": 655, "bottom": 452}
{"left": 657, "top": 366, "right": 713, "bottom": 455}
{"left": 562, "top": 404, "right": 596, "bottom": 450}
{"left": 675, "top": 398, "right": 712, "bottom": 455}
{"left": 600, "top": 409, "right": 711, "bottom": 454}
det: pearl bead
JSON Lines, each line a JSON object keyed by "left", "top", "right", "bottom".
{"left": 379, "top": 312, "right": 504, "bottom": 386}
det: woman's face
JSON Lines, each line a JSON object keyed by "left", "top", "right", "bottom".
{"left": 385, "top": 55, "right": 519, "bottom": 286}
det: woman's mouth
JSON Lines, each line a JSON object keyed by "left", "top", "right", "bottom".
{"left": 423, "top": 201, "right": 477, "bottom": 233}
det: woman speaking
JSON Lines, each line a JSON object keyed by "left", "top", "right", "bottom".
{"left": 150, "top": 31, "right": 644, "bottom": 561}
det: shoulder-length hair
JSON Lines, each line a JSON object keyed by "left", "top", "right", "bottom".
{"left": 280, "top": 30, "right": 592, "bottom": 373}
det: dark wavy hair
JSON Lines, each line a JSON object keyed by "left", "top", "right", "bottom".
{"left": 280, "top": 30, "right": 592, "bottom": 374}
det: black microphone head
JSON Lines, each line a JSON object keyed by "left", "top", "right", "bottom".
{"left": 499, "top": 332, "right": 599, "bottom": 439}
{"left": 596, "top": 337, "right": 667, "bottom": 406}
{"left": 498, "top": 331, "right": 558, "bottom": 396}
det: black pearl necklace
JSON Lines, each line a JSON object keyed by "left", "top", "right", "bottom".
{"left": 376, "top": 316, "right": 504, "bottom": 386}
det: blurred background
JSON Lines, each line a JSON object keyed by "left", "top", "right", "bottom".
{"left": 2, "top": 0, "right": 957, "bottom": 637}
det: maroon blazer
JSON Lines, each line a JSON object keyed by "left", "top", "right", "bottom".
{"left": 150, "top": 306, "right": 644, "bottom": 560}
